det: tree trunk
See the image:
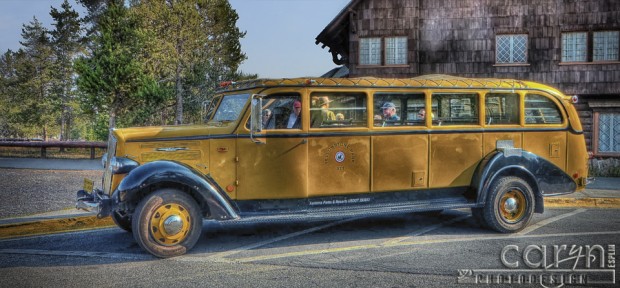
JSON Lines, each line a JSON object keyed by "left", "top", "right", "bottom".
{"left": 109, "top": 109, "right": 116, "bottom": 130}
{"left": 175, "top": 64, "right": 183, "bottom": 125}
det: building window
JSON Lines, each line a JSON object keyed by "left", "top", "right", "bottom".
{"left": 597, "top": 113, "right": 620, "bottom": 153}
{"left": 359, "top": 37, "right": 381, "bottom": 65}
{"left": 593, "top": 31, "right": 619, "bottom": 61}
{"left": 359, "top": 37, "right": 408, "bottom": 66}
{"left": 496, "top": 34, "right": 528, "bottom": 64}
{"left": 385, "top": 37, "right": 407, "bottom": 65}
{"left": 562, "top": 32, "right": 588, "bottom": 62}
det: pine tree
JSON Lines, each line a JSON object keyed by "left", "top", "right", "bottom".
{"left": 49, "top": 0, "right": 83, "bottom": 141}
{"left": 133, "top": 0, "right": 247, "bottom": 124}
{"left": 75, "top": 0, "right": 161, "bottom": 136}
{"left": 18, "top": 17, "right": 56, "bottom": 140}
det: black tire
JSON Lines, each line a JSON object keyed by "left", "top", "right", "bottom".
{"left": 111, "top": 211, "right": 132, "bottom": 232}
{"left": 481, "top": 177, "right": 535, "bottom": 233}
{"left": 132, "top": 189, "right": 203, "bottom": 258}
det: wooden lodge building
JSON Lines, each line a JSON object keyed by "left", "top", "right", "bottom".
{"left": 315, "top": 0, "right": 620, "bottom": 157}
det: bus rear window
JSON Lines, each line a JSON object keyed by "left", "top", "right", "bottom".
{"left": 525, "top": 94, "right": 563, "bottom": 124}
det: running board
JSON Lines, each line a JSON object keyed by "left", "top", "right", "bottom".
{"left": 229, "top": 198, "right": 477, "bottom": 223}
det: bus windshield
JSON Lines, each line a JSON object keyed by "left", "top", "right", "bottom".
{"left": 210, "top": 94, "right": 249, "bottom": 122}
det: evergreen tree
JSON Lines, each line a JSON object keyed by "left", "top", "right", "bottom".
{"left": 18, "top": 17, "right": 56, "bottom": 140}
{"left": 49, "top": 0, "right": 83, "bottom": 140}
{"left": 133, "top": 0, "right": 247, "bottom": 124}
{"left": 75, "top": 0, "right": 161, "bottom": 137}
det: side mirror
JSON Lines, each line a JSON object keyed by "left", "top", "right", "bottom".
{"left": 250, "top": 94, "right": 264, "bottom": 144}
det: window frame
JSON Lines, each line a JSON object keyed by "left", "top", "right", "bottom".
{"left": 592, "top": 111, "right": 620, "bottom": 157}
{"left": 385, "top": 36, "right": 408, "bottom": 65}
{"left": 431, "top": 92, "right": 481, "bottom": 127}
{"left": 484, "top": 92, "right": 521, "bottom": 126}
{"left": 524, "top": 93, "right": 565, "bottom": 126}
{"left": 561, "top": 32, "right": 588, "bottom": 63}
{"left": 495, "top": 34, "right": 529, "bottom": 64}
{"left": 309, "top": 92, "right": 369, "bottom": 129}
{"left": 359, "top": 37, "right": 382, "bottom": 66}
{"left": 358, "top": 36, "right": 409, "bottom": 67}
{"left": 593, "top": 31, "right": 620, "bottom": 62}
{"left": 373, "top": 92, "right": 426, "bottom": 127}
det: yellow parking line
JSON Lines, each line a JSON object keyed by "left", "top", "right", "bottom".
{"left": 0, "top": 216, "right": 114, "bottom": 239}
{"left": 231, "top": 230, "right": 620, "bottom": 263}
{"left": 544, "top": 197, "right": 620, "bottom": 208}
{"left": 516, "top": 208, "right": 586, "bottom": 235}
{"left": 382, "top": 214, "right": 470, "bottom": 246}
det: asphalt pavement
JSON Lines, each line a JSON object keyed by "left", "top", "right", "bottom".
{"left": 0, "top": 157, "right": 618, "bottom": 238}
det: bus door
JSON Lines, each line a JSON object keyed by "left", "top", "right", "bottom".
{"left": 306, "top": 92, "right": 371, "bottom": 197}
{"left": 236, "top": 91, "right": 308, "bottom": 200}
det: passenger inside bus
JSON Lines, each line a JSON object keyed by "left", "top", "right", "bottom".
{"left": 262, "top": 108, "right": 274, "bottom": 129}
{"left": 286, "top": 100, "right": 302, "bottom": 129}
{"left": 311, "top": 96, "right": 336, "bottom": 127}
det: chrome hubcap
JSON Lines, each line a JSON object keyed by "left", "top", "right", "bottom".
{"left": 504, "top": 197, "right": 518, "bottom": 213}
{"left": 163, "top": 215, "right": 183, "bottom": 236}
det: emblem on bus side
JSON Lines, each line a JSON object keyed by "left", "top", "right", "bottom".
{"left": 335, "top": 151, "right": 345, "bottom": 163}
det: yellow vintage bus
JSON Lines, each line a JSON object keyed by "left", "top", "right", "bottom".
{"left": 77, "top": 74, "right": 589, "bottom": 258}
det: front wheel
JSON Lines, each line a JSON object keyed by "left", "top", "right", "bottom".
{"left": 132, "top": 189, "right": 203, "bottom": 258}
{"left": 480, "top": 177, "right": 535, "bottom": 233}
{"left": 111, "top": 211, "right": 132, "bottom": 232}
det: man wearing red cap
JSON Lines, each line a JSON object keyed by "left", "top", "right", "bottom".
{"left": 287, "top": 100, "right": 302, "bottom": 129}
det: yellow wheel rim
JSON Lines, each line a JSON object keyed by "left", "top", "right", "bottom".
{"left": 150, "top": 204, "right": 191, "bottom": 246}
{"left": 499, "top": 189, "right": 526, "bottom": 223}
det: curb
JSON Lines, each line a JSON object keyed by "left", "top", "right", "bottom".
{"left": 0, "top": 198, "right": 618, "bottom": 240}
{"left": 0, "top": 215, "right": 114, "bottom": 240}
{"left": 543, "top": 197, "right": 620, "bottom": 208}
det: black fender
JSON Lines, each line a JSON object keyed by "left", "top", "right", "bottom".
{"left": 114, "top": 160, "right": 239, "bottom": 220}
{"left": 471, "top": 149, "right": 577, "bottom": 213}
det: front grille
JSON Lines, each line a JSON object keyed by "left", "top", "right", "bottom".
{"left": 102, "top": 135, "right": 117, "bottom": 195}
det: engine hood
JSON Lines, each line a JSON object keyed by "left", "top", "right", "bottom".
{"left": 112, "top": 122, "right": 238, "bottom": 143}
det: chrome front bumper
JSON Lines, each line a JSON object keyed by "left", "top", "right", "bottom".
{"left": 76, "top": 189, "right": 113, "bottom": 218}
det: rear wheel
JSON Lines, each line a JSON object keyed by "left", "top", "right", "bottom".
{"left": 111, "top": 211, "right": 132, "bottom": 232}
{"left": 480, "top": 177, "right": 535, "bottom": 233}
{"left": 132, "top": 189, "right": 202, "bottom": 258}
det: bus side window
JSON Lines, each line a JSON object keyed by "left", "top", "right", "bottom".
{"left": 525, "top": 94, "right": 563, "bottom": 124}
{"left": 485, "top": 93, "right": 519, "bottom": 125}
{"left": 310, "top": 92, "right": 367, "bottom": 128}
{"left": 373, "top": 93, "right": 425, "bottom": 126}
{"left": 432, "top": 93, "right": 479, "bottom": 125}
{"left": 245, "top": 93, "right": 302, "bottom": 130}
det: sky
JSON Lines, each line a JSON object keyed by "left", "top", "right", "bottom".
{"left": 0, "top": 0, "right": 351, "bottom": 78}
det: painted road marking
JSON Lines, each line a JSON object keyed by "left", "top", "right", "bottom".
{"left": 229, "top": 230, "right": 620, "bottom": 263}
{"left": 517, "top": 208, "right": 586, "bottom": 235}
{"left": 1, "top": 230, "right": 619, "bottom": 263}
{"left": 0, "top": 248, "right": 149, "bottom": 260}
{"left": 382, "top": 214, "right": 471, "bottom": 246}
{"left": 0, "top": 227, "right": 119, "bottom": 243}
{"left": 198, "top": 216, "right": 365, "bottom": 261}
